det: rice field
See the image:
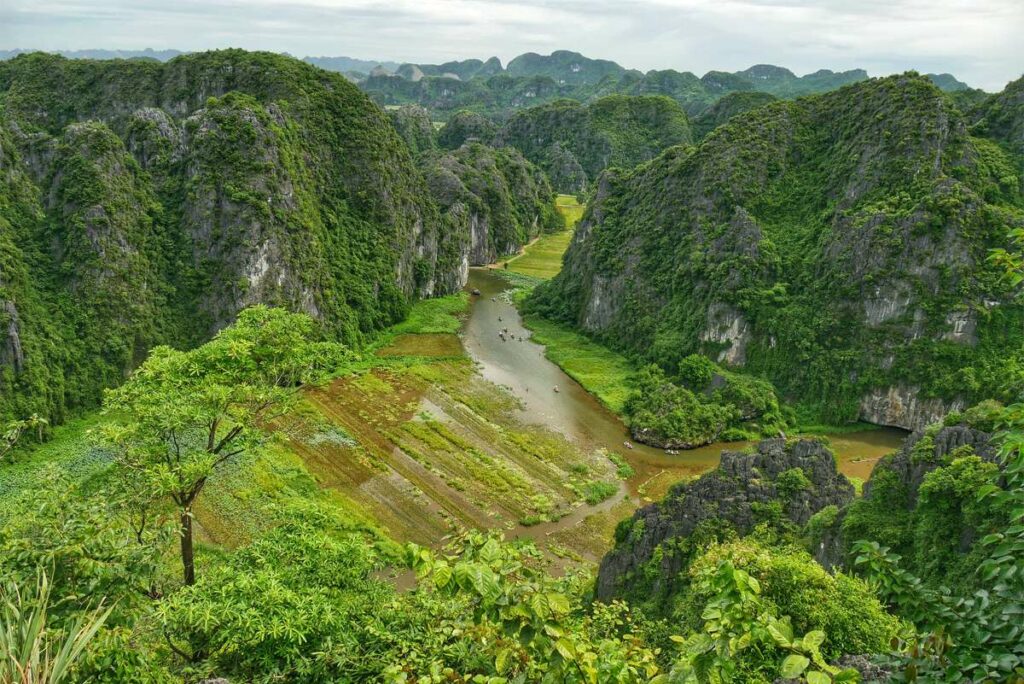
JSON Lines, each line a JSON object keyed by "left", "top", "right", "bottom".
{"left": 505, "top": 195, "right": 585, "bottom": 280}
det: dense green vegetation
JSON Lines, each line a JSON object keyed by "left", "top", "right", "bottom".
{"left": 0, "top": 49, "right": 468, "bottom": 425}
{"left": 421, "top": 142, "right": 561, "bottom": 266}
{"left": 529, "top": 73, "right": 1024, "bottom": 429}
{"left": 2, "top": 47, "right": 1022, "bottom": 684}
{"left": 498, "top": 95, "right": 693, "bottom": 192}
{"left": 623, "top": 357, "right": 787, "bottom": 448}
{"left": 691, "top": 91, "right": 778, "bottom": 140}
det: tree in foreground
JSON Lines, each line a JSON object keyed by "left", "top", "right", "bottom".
{"left": 101, "top": 306, "right": 351, "bottom": 585}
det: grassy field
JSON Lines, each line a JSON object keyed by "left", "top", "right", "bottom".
{"left": 505, "top": 194, "right": 584, "bottom": 280}
{"left": 555, "top": 193, "right": 585, "bottom": 227}
{"left": 522, "top": 314, "right": 637, "bottom": 414}
{"left": 388, "top": 293, "right": 469, "bottom": 335}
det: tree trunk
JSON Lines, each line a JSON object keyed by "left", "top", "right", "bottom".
{"left": 180, "top": 507, "right": 195, "bottom": 586}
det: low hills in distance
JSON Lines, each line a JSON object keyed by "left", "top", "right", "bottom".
{"left": 0, "top": 48, "right": 980, "bottom": 120}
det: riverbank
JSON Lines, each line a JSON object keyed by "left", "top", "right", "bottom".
{"left": 502, "top": 199, "right": 896, "bottom": 452}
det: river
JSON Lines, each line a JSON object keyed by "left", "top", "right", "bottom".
{"left": 462, "top": 267, "right": 906, "bottom": 501}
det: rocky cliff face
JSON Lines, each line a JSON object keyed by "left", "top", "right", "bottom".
{"left": 0, "top": 50, "right": 465, "bottom": 421}
{"left": 422, "top": 143, "right": 560, "bottom": 269}
{"left": 530, "top": 75, "right": 1024, "bottom": 428}
{"left": 596, "top": 438, "right": 855, "bottom": 602}
{"left": 498, "top": 95, "right": 693, "bottom": 193}
{"left": 812, "top": 418, "right": 998, "bottom": 576}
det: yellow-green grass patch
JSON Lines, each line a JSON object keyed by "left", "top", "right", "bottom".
{"left": 376, "top": 333, "right": 464, "bottom": 357}
{"left": 522, "top": 315, "right": 637, "bottom": 414}
{"left": 555, "top": 193, "right": 585, "bottom": 228}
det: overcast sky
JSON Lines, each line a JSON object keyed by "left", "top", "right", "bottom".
{"left": 1, "top": 0, "right": 1021, "bottom": 91}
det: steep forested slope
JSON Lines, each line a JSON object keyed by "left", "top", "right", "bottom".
{"left": 971, "top": 74, "right": 1024, "bottom": 158}
{"left": 498, "top": 95, "right": 693, "bottom": 192}
{"left": 529, "top": 74, "right": 1024, "bottom": 429}
{"left": 0, "top": 50, "right": 462, "bottom": 422}
{"left": 421, "top": 143, "right": 561, "bottom": 270}
{"left": 387, "top": 104, "right": 438, "bottom": 157}
{"left": 692, "top": 91, "right": 778, "bottom": 139}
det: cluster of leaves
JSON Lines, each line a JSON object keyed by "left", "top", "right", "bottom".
{"left": 1, "top": 414, "right": 46, "bottom": 462}
{"left": 0, "top": 572, "right": 111, "bottom": 684}
{"left": 669, "top": 560, "right": 860, "bottom": 684}
{"left": 404, "top": 531, "right": 662, "bottom": 683}
{"left": 851, "top": 403, "right": 1024, "bottom": 682}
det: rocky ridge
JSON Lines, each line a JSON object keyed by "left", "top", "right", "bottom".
{"left": 529, "top": 74, "right": 1024, "bottom": 429}
{"left": 596, "top": 437, "right": 855, "bottom": 601}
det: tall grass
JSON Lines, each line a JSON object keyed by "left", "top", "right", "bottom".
{"left": 0, "top": 572, "right": 110, "bottom": 684}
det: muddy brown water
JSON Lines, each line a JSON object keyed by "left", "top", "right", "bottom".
{"left": 461, "top": 268, "right": 906, "bottom": 508}
{"left": 383, "top": 268, "right": 907, "bottom": 583}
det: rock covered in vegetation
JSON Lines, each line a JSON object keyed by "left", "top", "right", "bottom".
{"left": 692, "top": 91, "right": 778, "bottom": 140}
{"left": 597, "top": 437, "right": 854, "bottom": 601}
{"left": 623, "top": 358, "right": 786, "bottom": 449}
{"left": 813, "top": 402, "right": 1004, "bottom": 584}
{"left": 971, "top": 74, "right": 1024, "bottom": 157}
{"left": 437, "top": 111, "right": 498, "bottom": 150}
{"left": 530, "top": 74, "right": 1024, "bottom": 429}
{"left": 388, "top": 104, "right": 437, "bottom": 157}
{"left": 422, "top": 143, "right": 561, "bottom": 269}
{"left": 497, "top": 95, "right": 693, "bottom": 192}
{"left": 505, "top": 50, "right": 626, "bottom": 87}
{"left": 0, "top": 49, "right": 464, "bottom": 422}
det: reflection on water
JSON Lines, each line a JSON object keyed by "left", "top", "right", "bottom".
{"left": 462, "top": 268, "right": 906, "bottom": 493}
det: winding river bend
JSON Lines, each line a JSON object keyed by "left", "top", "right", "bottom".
{"left": 462, "top": 267, "right": 906, "bottom": 504}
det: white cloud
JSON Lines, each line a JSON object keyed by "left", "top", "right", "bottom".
{"left": 0, "top": 0, "right": 1020, "bottom": 90}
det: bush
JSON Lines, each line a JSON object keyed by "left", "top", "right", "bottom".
{"left": 677, "top": 354, "right": 716, "bottom": 389}
{"left": 683, "top": 538, "right": 904, "bottom": 660}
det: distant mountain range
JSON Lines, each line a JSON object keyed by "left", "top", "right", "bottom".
{"left": 356, "top": 50, "right": 981, "bottom": 119}
{"left": 0, "top": 48, "right": 185, "bottom": 62}
{"left": 0, "top": 48, "right": 981, "bottom": 120}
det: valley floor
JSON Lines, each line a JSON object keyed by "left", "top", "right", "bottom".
{"left": 0, "top": 192, "right": 903, "bottom": 577}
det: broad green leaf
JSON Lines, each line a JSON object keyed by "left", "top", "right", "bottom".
{"left": 806, "top": 671, "right": 830, "bottom": 684}
{"left": 554, "top": 637, "right": 576, "bottom": 660}
{"left": 802, "top": 630, "right": 826, "bottom": 650}
{"left": 780, "top": 654, "right": 810, "bottom": 679}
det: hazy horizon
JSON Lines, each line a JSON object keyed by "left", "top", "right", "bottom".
{"left": 2, "top": 0, "right": 1022, "bottom": 91}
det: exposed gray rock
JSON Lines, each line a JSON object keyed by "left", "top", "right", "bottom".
{"left": 941, "top": 309, "right": 977, "bottom": 344}
{"left": 597, "top": 438, "right": 855, "bottom": 601}
{"left": 858, "top": 385, "right": 965, "bottom": 431}
{"left": 863, "top": 282, "right": 912, "bottom": 326}
{"left": 700, "top": 302, "right": 751, "bottom": 365}
{"left": 0, "top": 300, "right": 24, "bottom": 372}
